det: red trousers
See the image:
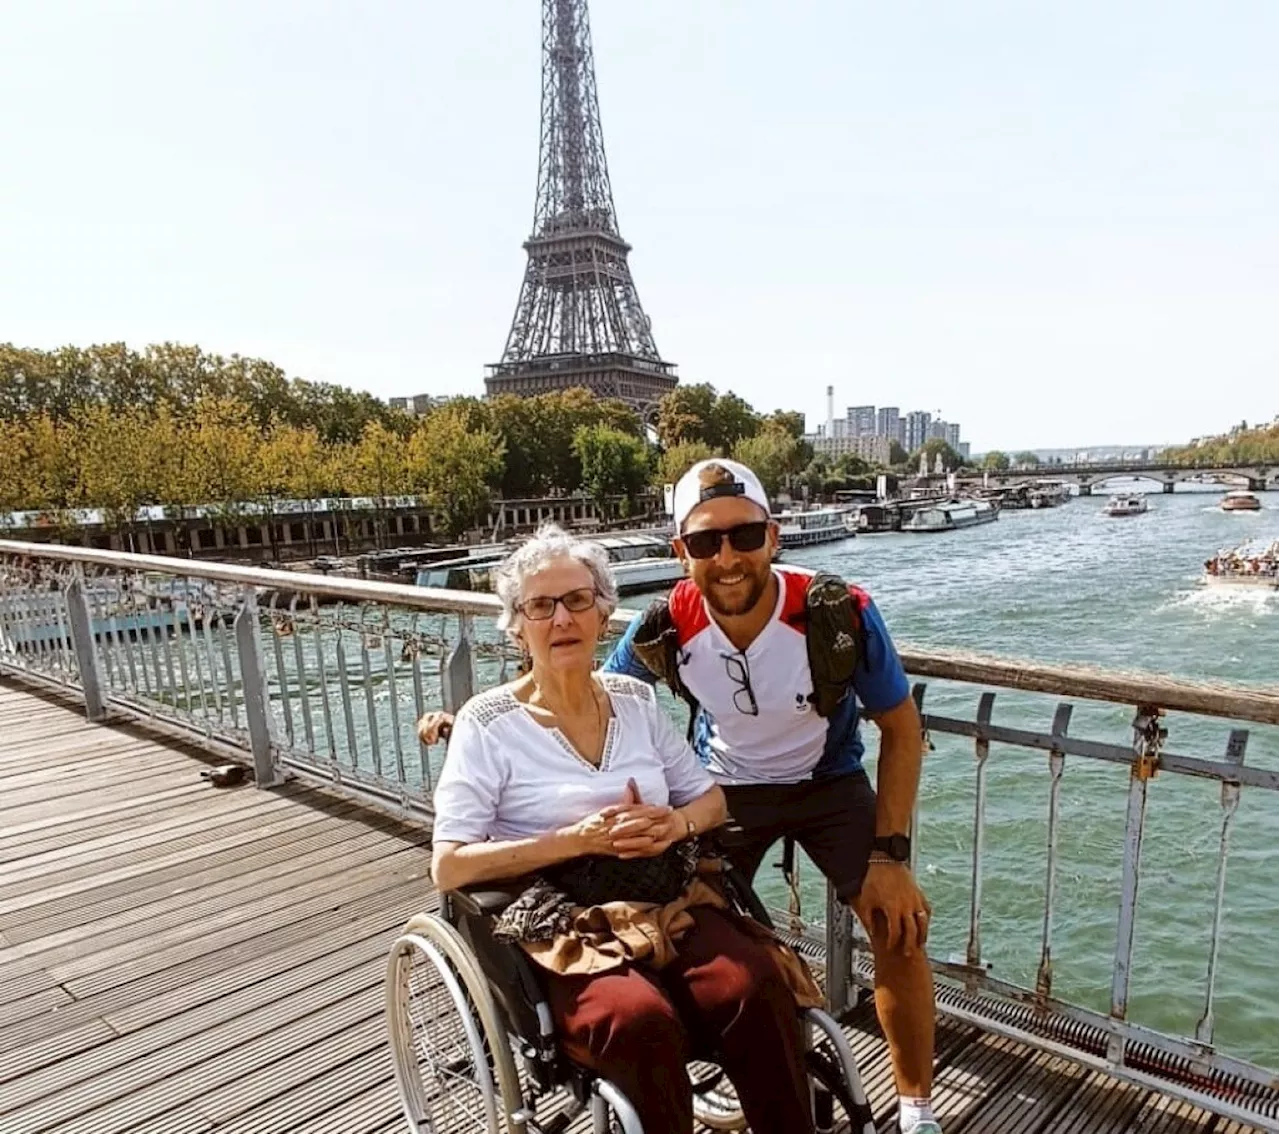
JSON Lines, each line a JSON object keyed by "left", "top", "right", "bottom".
{"left": 544, "top": 906, "right": 814, "bottom": 1134}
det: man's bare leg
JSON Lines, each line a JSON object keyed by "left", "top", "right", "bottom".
{"left": 854, "top": 904, "right": 936, "bottom": 1099}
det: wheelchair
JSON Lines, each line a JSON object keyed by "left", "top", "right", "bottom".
{"left": 385, "top": 856, "right": 876, "bottom": 1133}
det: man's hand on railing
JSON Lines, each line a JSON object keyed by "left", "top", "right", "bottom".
{"left": 853, "top": 862, "right": 933, "bottom": 958}
{"left": 416, "top": 712, "right": 455, "bottom": 746}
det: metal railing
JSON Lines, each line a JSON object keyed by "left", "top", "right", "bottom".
{"left": 1, "top": 538, "right": 1277, "bottom": 1129}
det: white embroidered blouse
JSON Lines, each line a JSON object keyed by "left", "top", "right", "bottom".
{"left": 431, "top": 673, "right": 715, "bottom": 847}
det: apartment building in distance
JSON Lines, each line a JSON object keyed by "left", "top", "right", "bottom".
{"left": 876, "top": 406, "right": 902, "bottom": 444}
{"left": 809, "top": 393, "right": 967, "bottom": 465}
{"left": 387, "top": 394, "right": 453, "bottom": 416}
{"left": 846, "top": 405, "right": 877, "bottom": 438}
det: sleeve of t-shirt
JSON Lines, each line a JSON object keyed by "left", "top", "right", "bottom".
{"left": 431, "top": 709, "right": 504, "bottom": 846}
{"left": 649, "top": 697, "right": 715, "bottom": 806}
{"left": 601, "top": 612, "right": 658, "bottom": 682}
{"left": 852, "top": 596, "right": 911, "bottom": 713}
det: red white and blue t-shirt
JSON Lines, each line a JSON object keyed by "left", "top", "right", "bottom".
{"left": 604, "top": 567, "right": 910, "bottom": 786}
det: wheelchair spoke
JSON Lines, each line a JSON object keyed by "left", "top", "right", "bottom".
{"left": 404, "top": 942, "right": 501, "bottom": 1133}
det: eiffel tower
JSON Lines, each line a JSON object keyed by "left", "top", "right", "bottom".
{"left": 485, "top": 0, "right": 677, "bottom": 418}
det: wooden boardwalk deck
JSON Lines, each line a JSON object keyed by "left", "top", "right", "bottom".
{"left": 0, "top": 677, "right": 1258, "bottom": 1134}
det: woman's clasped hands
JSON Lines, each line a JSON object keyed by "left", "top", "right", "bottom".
{"left": 566, "top": 778, "right": 684, "bottom": 860}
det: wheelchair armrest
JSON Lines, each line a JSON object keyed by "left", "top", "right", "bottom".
{"left": 449, "top": 885, "right": 524, "bottom": 918}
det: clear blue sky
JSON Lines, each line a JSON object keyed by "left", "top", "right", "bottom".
{"left": 2, "top": 1, "right": 1275, "bottom": 452}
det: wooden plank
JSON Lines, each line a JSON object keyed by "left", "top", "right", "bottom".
{"left": 12, "top": 992, "right": 385, "bottom": 1134}
{"left": 0, "top": 782, "right": 210, "bottom": 840}
{"left": 949, "top": 1048, "right": 1088, "bottom": 1133}
{"left": 910, "top": 1031, "right": 1034, "bottom": 1132}
{"left": 0, "top": 953, "right": 385, "bottom": 1118}
{"left": 0, "top": 786, "right": 284, "bottom": 885}
{"left": 0, "top": 766, "right": 205, "bottom": 824}
{"left": 5, "top": 805, "right": 397, "bottom": 940}
{"left": 3, "top": 828, "right": 393, "bottom": 961}
{"left": 1128, "top": 1094, "right": 1219, "bottom": 1132}
{"left": 204, "top": 1048, "right": 398, "bottom": 1134}
{"left": 0, "top": 1019, "right": 119, "bottom": 1088}
{"left": 1035, "top": 1068, "right": 1151, "bottom": 1133}
{"left": 0, "top": 803, "right": 345, "bottom": 916}
{"left": 50, "top": 851, "right": 427, "bottom": 995}
{"left": 0, "top": 886, "right": 429, "bottom": 1058}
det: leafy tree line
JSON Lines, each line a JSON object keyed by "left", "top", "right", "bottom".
{"left": 1159, "top": 423, "right": 1278, "bottom": 467}
{"left": 0, "top": 343, "right": 396, "bottom": 445}
{"left": 4, "top": 341, "right": 1040, "bottom": 540}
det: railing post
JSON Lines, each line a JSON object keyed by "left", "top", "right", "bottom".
{"left": 824, "top": 882, "right": 856, "bottom": 1019}
{"left": 442, "top": 613, "right": 475, "bottom": 712}
{"left": 1108, "top": 705, "right": 1165, "bottom": 1059}
{"left": 65, "top": 571, "right": 108, "bottom": 722}
{"left": 234, "top": 592, "right": 279, "bottom": 787}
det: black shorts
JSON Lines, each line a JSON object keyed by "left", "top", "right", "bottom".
{"left": 719, "top": 770, "right": 877, "bottom": 901}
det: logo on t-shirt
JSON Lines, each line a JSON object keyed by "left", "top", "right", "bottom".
{"left": 794, "top": 693, "right": 811, "bottom": 715}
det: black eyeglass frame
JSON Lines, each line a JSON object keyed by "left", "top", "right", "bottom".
{"left": 721, "top": 651, "right": 760, "bottom": 716}
{"left": 516, "top": 587, "right": 600, "bottom": 621}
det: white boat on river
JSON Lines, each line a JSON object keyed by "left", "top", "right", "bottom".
{"left": 771, "top": 506, "right": 856, "bottom": 549}
{"left": 901, "top": 499, "right": 999, "bottom": 533}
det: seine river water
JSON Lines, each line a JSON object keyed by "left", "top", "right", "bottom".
{"left": 690, "top": 488, "right": 1278, "bottom": 1068}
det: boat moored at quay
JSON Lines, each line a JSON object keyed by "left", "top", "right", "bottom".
{"left": 771, "top": 505, "right": 857, "bottom": 549}
{"left": 901, "top": 498, "right": 999, "bottom": 533}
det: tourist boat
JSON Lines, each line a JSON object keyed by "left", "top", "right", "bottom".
{"left": 1220, "top": 490, "right": 1262, "bottom": 513}
{"left": 771, "top": 506, "right": 856, "bottom": 549}
{"left": 1104, "top": 494, "right": 1149, "bottom": 517}
{"left": 1201, "top": 540, "right": 1278, "bottom": 589}
{"left": 901, "top": 499, "right": 999, "bottom": 533}
{"left": 1031, "top": 481, "right": 1072, "bottom": 508}
{"left": 414, "top": 534, "right": 684, "bottom": 595}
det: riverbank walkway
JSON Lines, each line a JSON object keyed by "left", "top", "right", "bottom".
{"left": 0, "top": 677, "right": 1256, "bottom": 1134}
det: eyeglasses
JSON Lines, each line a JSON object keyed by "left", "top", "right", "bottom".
{"left": 516, "top": 586, "right": 599, "bottom": 622}
{"left": 722, "top": 652, "right": 759, "bottom": 716}
{"left": 681, "top": 521, "right": 769, "bottom": 561}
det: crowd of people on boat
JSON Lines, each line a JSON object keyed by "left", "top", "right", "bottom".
{"left": 1203, "top": 544, "right": 1279, "bottom": 579}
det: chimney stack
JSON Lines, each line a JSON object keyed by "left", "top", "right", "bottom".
{"left": 826, "top": 385, "right": 835, "bottom": 438}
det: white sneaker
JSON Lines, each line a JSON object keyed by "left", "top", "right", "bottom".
{"left": 903, "top": 1123, "right": 943, "bottom": 1134}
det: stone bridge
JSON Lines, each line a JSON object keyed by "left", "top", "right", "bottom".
{"left": 959, "top": 462, "right": 1279, "bottom": 495}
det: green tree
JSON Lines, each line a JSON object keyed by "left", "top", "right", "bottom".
{"left": 573, "top": 424, "right": 650, "bottom": 520}
{"left": 762, "top": 410, "right": 806, "bottom": 440}
{"left": 981, "top": 450, "right": 1011, "bottom": 471}
{"left": 912, "top": 438, "right": 965, "bottom": 471}
{"left": 1012, "top": 451, "right": 1041, "bottom": 467}
{"left": 888, "top": 440, "right": 908, "bottom": 465}
{"left": 709, "top": 392, "right": 760, "bottom": 452}
{"left": 657, "top": 383, "right": 718, "bottom": 448}
{"left": 654, "top": 440, "right": 716, "bottom": 487}
{"left": 406, "top": 408, "right": 505, "bottom": 539}
{"left": 349, "top": 421, "right": 411, "bottom": 548}
{"left": 179, "top": 397, "right": 267, "bottom": 545}
{"left": 731, "top": 428, "right": 800, "bottom": 497}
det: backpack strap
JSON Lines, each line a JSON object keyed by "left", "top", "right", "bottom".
{"left": 628, "top": 598, "right": 701, "bottom": 730}
{"left": 804, "top": 571, "right": 865, "bottom": 718}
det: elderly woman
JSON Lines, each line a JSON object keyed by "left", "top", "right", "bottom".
{"left": 431, "top": 524, "right": 814, "bottom": 1134}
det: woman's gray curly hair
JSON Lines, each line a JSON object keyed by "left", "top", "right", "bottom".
{"left": 493, "top": 523, "right": 618, "bottom": 639}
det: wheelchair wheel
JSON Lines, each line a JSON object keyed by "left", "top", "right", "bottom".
{"left": 386, "top": 913, "right": 526, "bottom": 1133}
{"left": 688, "top": 1008, "right": 876, "bottom": 1134}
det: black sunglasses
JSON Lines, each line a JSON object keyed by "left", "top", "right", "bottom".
{"left": 681, "top": 521, "right": 769, "bottom": 561}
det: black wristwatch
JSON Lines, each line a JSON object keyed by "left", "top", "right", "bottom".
{"left": 872, "top": 834, "right": 911, "bottom": 862}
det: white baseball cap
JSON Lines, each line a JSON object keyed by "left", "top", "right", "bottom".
{"left": 671, "top": 458, "right": 771, "bottom": 532}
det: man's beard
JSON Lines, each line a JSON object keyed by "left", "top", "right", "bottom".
{"left": 701, "top": 566, "right": 770, "bottom": 617}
